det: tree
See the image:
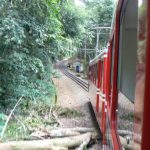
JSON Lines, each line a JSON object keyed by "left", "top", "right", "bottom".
{"left": 0, "top": 0, "right": 61, "bottom": 108}
{"left": 0, "top": 0, "right": 114, "bottom": 108}
{"left": 82, "top": 0, "right": 114, "bottom": 58}
{"left": 0, "top": 0, "right": 91, "bottom": 108}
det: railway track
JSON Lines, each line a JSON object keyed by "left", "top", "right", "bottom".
{"left": 57, "top": 63, "right": 102, "bottom": 143}
{"left": 59, "top": 65, "right": 89, "bottom": 92}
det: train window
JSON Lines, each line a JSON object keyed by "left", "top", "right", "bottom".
{"left": 117, "top": 0, "right": 138, "bottom": 149}
{"left": 96, "top": 63, "right": 98, "bottom": 85}
{"left": 106, "top": 1, "right": 138, "bottom": 148}
{"left": 118, "top": 0, "right": 138, "bottom": 101}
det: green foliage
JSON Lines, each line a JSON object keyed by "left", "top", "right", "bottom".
{"left": 60, "top": 0, "right": 94, "bottom": 57}
{"left": 85, "top": 0, "right": 114, "bottom": 26}
{"left": 0, "top": 0, "right": 114, "bottom": 108}
{"left": 2, "top": 101, "right": 56, "bottom": 141}
{"left": 2, "top": 120, "right": 30, "bottom": 142}
{"left": 0, "top": 0, "right": 61, "bottom": 107}
{"left": 1, "top": 101, "right": 85, "bottom": 141}
{"left": 52, "top": 69, "right": 62, "bottom": 78}
{"left": 0, "top": 0, "right": 114, "bottom": 142}
{"left": 120, "top": 112, "right": 134, "bottom": 121}
{"left": 61, "top": 1, "right": 84, "bottom": 37}
{"left": 85, "top": 0, "right": 114, "bottom": 49}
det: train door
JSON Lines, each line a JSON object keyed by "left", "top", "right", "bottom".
{"left": 117, "top": 0, "right": 138, "bottom": 149}
{"left": 97, "top": 60, "right": 103, "bottom": 121}
{"left": 104, "top": 39, "right": 114, "bottom": 149}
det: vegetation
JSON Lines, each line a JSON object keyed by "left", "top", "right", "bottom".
{"left": 84, "top": 0, "right": 114, "bottom": 51}
{"left": 0, "top": 0, "right": 113, "bottom": 107}
{"left": 120, "top": 112, "right": 134, "bottom": 121}
{"left": 0, "top": 0, "right": 114, "bottom": 141}
{"left": 2, "top": 103, "right": 84, "bottom": 141}
{"left": 55, "top": 106, "right": 84, "bottom": 118}
{"left": 0, "top": 0, "right": 90, "bottom": 109}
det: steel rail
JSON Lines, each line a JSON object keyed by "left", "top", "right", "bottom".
{"left": 59, "top": 65, "right": 89, "bottom": 92}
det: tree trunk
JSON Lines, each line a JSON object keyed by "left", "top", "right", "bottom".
{"left": 119, "top": 136, "right": 133, "bottom": 149}
{"left": 48, "top": 127, "right": 96, "bottom": 133}
{"left": 31, "top": 130, "right": 81, "bottom": 138}
{"left": 118, "top": 130, "right": 133, "bottom": 136}
{"left": 0, "top": 132, "right": 92, "bottom": 150}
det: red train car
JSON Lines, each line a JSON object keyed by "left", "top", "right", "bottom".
{"left": 88, "top": 0, "right": 150, "bottom": 149}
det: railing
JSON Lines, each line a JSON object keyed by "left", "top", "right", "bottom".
{"left": 59, "top": 65, "right": 89, "bottom": 92}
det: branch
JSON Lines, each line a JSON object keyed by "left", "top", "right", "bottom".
{"left": 1, "top": 97, "right": 23, "bottom": 139}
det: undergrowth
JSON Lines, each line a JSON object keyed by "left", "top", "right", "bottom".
{"left": 52, "top": 70, "right": 61, "bottom": 78}
{"left": 120, "top": 112, "right": 134, "bottom": 121}
{"left": 53, "top": 106, "right": 84, "bottom": 118}
{"left": 1, "top": 102, "right": 84, "bottom": 141}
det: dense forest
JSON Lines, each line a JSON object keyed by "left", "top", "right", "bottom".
{"left": 0, "top": 0, "right": 113, "bottom": 142}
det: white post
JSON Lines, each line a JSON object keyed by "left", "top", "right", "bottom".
{"left": 92, "top": 26, "right": 111, "bottom": 56}
{"left": 95, "top": 28, "right": 101, "bottom": 56}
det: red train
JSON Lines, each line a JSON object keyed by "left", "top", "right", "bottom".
{"left": 88, "top": 0, "right": 150, "bottom": 149}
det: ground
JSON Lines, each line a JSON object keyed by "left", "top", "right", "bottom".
{"left": 53, "top": 69, "right": 134, "bottom": 149}
{"left": 53, "top": 71, "right": 94, "bottom": 128}
{"left": 53, "top": 70, "right": 102, "bottom": 150}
